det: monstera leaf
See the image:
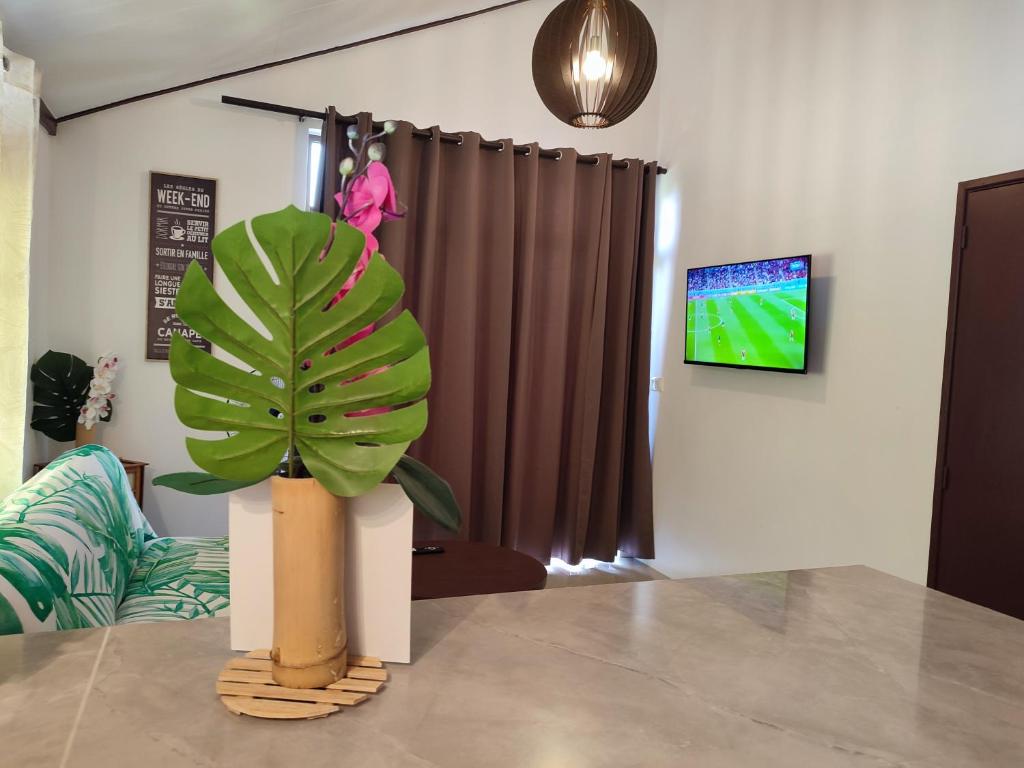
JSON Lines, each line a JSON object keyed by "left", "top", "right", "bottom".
{"left": 30, "top": 350, "right": 110, "bottom": 442}
{"left": 152, "top": 472, "right": 260, "bottom": 496}
{"left": 169, "top": 205, "right": 429, "bottom": 497}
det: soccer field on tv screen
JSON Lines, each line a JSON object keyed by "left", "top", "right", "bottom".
{"left": 685, "top": 256, "right": 809, "bottom": 372}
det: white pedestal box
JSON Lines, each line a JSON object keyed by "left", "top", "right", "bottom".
{"left": 228, "top": 480, "right": 413, "bottom": 663}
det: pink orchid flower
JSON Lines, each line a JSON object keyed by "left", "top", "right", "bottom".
{"left": 329, "top": 160, "right": 404, "bottom": 415}
{"left": 331, "top": 161, "right": 403, "bottom": 303}
{"left": 338, "top": 161, "right": 402, "bottom": 234}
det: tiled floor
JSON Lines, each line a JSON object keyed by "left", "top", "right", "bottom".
{"left": 544, "top": 557, "right": 666, "bottom": 589}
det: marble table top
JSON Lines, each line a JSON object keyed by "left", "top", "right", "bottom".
{"left": 2, "top": 565, "right": 1023, "bottom": 767}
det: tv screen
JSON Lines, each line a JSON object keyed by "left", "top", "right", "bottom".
{"left": 685, "top": 255, "right": 810, "bottom": 373}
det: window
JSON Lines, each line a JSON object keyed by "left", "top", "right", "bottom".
{"left": 306, "top": 129, "right": 324, "bottom": 211}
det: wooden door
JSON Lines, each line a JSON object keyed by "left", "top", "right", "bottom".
{"left": 930, "top": 170, "right": 1024, "bottom": 620}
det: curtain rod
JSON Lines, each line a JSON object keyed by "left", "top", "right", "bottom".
{"left": 221, "top": 95, "right": 667, "bottom": 175}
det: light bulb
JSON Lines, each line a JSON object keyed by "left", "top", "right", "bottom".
{"left": 582, "top": 48, "right": 608, "bottom": 81}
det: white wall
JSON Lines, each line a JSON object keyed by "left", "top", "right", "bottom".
{"left": 36, "top": 0, "right": 663, "bottom": 536}
{"left": 649, "top": 0, "right": 1024, "bottom": 583}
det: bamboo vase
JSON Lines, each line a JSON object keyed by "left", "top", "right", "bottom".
{"left": 75, "top": 423, "right": 97, "bottom": 447}
{"left": 270, "top": 476, "right": 348, "bottom": 689}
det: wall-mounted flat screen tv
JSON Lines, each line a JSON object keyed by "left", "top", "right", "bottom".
{"left": 685, "top": 255, "right": 811, "bottom": 374}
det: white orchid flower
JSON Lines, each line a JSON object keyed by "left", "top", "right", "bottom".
{"left": 78, "top": 403, "right": 100, "bottom": 428}
{"left": 79, "top": 352, "right": 119, "bottom": 429}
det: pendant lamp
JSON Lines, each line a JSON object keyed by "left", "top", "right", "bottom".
{"left": 532, "top": 0, "right": 658, "bottom": 129}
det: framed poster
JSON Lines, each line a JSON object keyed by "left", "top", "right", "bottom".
{"left": 146, "top": 171, "right": 217, "bottom": 361}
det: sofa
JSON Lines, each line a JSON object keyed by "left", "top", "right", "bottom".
{"left": 0, "top": 445, "right": 229, "bottom": 635}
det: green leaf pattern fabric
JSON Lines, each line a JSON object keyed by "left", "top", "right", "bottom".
{"left": 117, "top": 537, "right": 229, "bottom": 624}
{"left": 0, "top": 445, "right": 230, "bottom": 635}
{"left": 0, "top": 445, "right": 153, "bottom": 633}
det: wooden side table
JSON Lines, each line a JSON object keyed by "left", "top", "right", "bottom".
{"left": 411, "top": 540, "right": 548, "bottom": 600}
{"left": 32, "top": 459, "right": 149, "bottom": 509}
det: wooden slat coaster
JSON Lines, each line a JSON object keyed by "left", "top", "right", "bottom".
{"left": 221, "top": 696, "right": 338, "bottom": 720}
{"left": 345, "top": 666, "right": 388, "bottom": 682}
{"left": 326, "top": 677, "right": 383, "bottom": 694}
{"left": 349, "top": 655, "right": 384, "bottom": 668}
{"left": 219, "top": 668, "right": 384, "bottom": 694}
{"left": 225, "top": 657, "right": 273, "bottom": 672}
{"left": 219, "top": 668, "right": 276, "bottom": 685}
{"left": 217, "top": 681, "right": 366, "bottom": 706}
{"left": 219, "top": 650, "right": 387, "bottom": 720}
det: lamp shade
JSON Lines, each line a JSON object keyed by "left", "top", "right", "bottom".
{"left": 532, "top": 0, "right": 658, "bottom": 129}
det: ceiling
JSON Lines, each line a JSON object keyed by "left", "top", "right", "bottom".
{"left": 0, "top": 0, "right": 513, "bottom": 118}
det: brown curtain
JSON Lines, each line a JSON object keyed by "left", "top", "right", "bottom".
{"left": 322, "top": 113, "right": 655, "bottom": 564}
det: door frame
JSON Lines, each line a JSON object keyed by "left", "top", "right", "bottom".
{"left": 928, "top": 168, "right": 1024, "bottom": 588}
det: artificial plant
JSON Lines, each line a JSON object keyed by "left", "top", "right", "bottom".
{"left": 30, "top": 351, "right": 115, "bottom": 442}
{"left": 156, "top": 126, "right": 460, "bottom": 531}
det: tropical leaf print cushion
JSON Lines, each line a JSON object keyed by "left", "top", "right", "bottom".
{"left": 117, "top": 536, "right": 230, "bottom": 624}
{"left": 0, "top": 446, "right": 155, "bottom": 634}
